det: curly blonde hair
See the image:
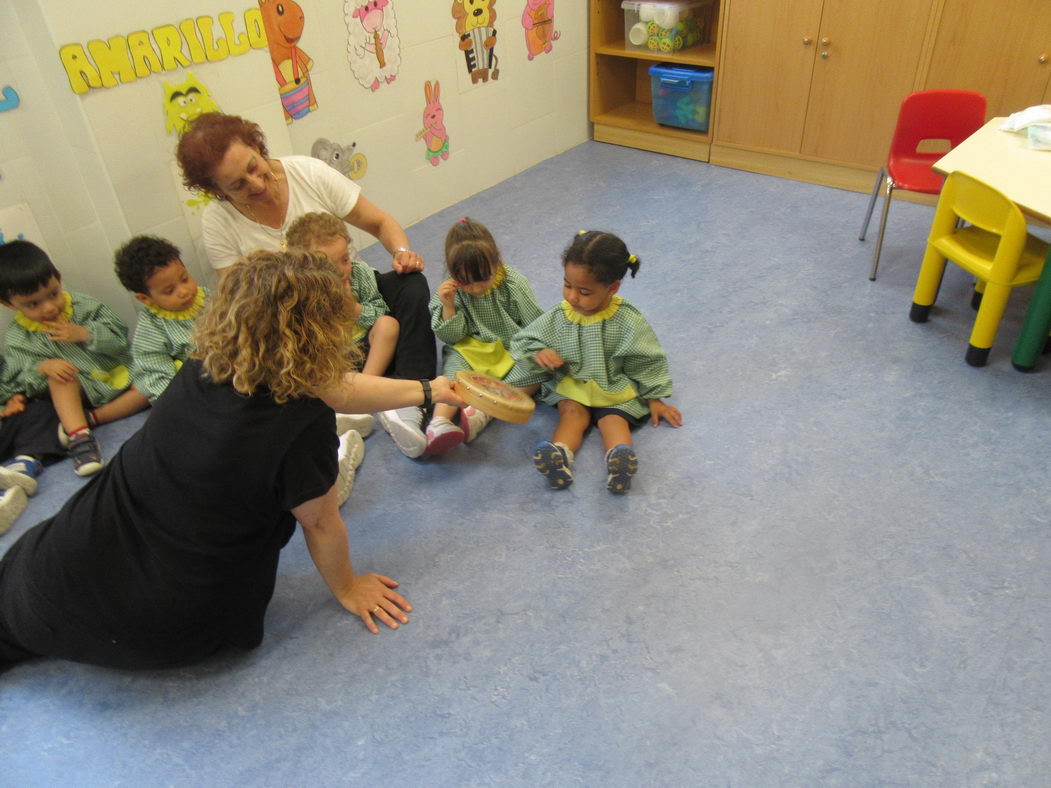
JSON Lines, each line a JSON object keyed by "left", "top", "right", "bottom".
{"left": 192, "top": 249, "right": 363, "bottom": 402}
{"left": 285, "top": 211, "right": 349, "bottom": 249}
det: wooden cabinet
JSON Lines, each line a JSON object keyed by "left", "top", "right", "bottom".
{"left": 589, "top": 0, "right": 1049, "bottom": 192}
{"left": 924, "top": 0, "right": 1051, "bottom": 119}
{"left": 715, "top": 0, "right": 935, "bottom": 168}
{"left": 589, "top": 0, "right": 722, "bottom": 162}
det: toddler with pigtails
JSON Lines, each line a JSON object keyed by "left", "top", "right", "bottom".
{"left": 425, "top": 217, "right": 543, "bottom": 455}
{"left": 509, "top": 230, "right": 683, "bottom": 494}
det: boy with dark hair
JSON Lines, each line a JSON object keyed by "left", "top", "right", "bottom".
{"left": 113, "top": 235, "right": 208, "bottom": 402}
{"left": 0, "top": 240, "right": 148, "bottom": 476}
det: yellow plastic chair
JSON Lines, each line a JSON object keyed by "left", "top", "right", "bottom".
{"left": 909, "top": 171, "right": 1049, "bottom": 367}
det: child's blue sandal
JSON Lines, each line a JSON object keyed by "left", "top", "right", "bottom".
{"left": 605, "top": 444, "right": 637, "bottom": 494}
{"left": 533, "top": 441, "right": 573, "bottom": 490}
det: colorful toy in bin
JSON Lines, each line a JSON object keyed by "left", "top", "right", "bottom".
{"left": 622, "top": 1, "right": 712, "bottom": 53}
{"left": 648, "top": 63, "right": 713, "bottom": 132}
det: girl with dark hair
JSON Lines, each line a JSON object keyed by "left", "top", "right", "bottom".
{"left": 425, "top": 217, "right": 543, "bottom": 455}
{"left": 510, "top": 230, "right": 683, "bottom": 494}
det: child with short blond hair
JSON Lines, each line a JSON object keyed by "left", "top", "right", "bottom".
{"left": 0, "top": 241, "right": 149, "bottom": 477}
{"left": 286, "top": 212, "right": 399, "bottom": 378}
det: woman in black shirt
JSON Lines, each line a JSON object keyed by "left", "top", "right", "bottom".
{"left": 0, "top": 249, "right": 461, "bottom": 671}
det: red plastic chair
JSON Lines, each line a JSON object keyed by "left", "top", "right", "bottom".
{"left": 859, "top": 89, "right": 987, "bottom": 281}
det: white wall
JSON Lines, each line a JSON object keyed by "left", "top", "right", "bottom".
{"left": 1, "top": 0, "right": 588, "bottom": 328}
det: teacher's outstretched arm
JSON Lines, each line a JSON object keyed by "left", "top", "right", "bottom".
{"left": 318, "top": 372, "right": 463, "bottom": 415}
{"left": 292, "top": 490, "right": 412, "bottom": 634}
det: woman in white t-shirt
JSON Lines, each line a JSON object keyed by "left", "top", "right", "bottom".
{"left": 176, "top": 113, "right": 437, "bottom": 458}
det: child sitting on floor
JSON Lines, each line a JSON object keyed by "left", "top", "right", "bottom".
{"left": 285, "top": 211, "right": 397, "bottom": 442}
{"left": 0, "top": 240, "right": 150, "bottom": 476}
{"left": 510, "top": 230, "right": 683, "bottom": 494}
{"left": 426, "top": 217, "right": 543, "bottom": 455}
{"left": 113, "top": 235, "right": 209, "bottom": 403}
{"left": 286, "top": 212, "right": 399, "bottom": 378}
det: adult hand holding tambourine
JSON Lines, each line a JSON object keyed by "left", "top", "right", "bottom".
{"left": 452, "top": 370, "right": 536, "bottom": 423}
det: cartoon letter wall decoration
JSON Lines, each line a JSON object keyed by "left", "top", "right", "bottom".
{"left": 162, "top": 72, "right": 221, "bottom": 134}
{"left": 345, "top": 1, "right": 401, "bottom": 92}
{"left": 258, "top": 0, "right": 317, "bottom": 123}
{"left": 0, "top": 86, "right": 21, "bottom": 112}
{"left": 452, "top": 0, "right": 500, "bottom": 84}
{"left": 522, "top": 0, "right": 559, "bottom": 59}
{"left": 417, "top": 80, "right": 449, "bottom": 167}
{"left": 311, "top": 138, "right": 368, "bottom": 180}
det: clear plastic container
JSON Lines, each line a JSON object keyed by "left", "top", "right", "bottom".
{"left": 621, "top": 0, "right": 715, "bottom": 54}
{"left": 648, "top": 63, "right": 714, "bottom": 132}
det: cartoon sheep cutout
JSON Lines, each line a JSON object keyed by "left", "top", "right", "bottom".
{"left": 346, "top": 0, "right": 402, "bottom": 92}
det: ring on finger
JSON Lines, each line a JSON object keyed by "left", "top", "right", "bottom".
{"left": 371, "top": 605, "right": 381, "bottom": 614}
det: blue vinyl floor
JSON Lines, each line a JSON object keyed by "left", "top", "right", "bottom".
{"left": 2, "top": 142, "right": 1050, "bottom": 787}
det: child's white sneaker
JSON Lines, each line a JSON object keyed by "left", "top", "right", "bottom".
{"left": 336, "top": 413, "right": 375, "bottom": 438}
{"left": 460, "top": 406, "right": 491, "bottom": 443}
{"left": 0, "top": 485, "right": 27, "bottom": 536}
{"left": 533, "top": 441, "right": 574, "bottom": 490}
{"left": 379, "top": 406, "right": 427, "bottom": 458}
{"left": 0, "top": 456, "right": 42, "bottom": 496}
{"left": 605, "top": 444, "right": 638, "bottom": 494}
{"left": 425, "top": 417, "right": 464, "bottom": 456}
{"left": 336, "top": 430, "right": 365, "bottom": 506}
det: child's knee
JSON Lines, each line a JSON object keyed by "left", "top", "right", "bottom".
{"left": 557, "top": 399, "right": 589, "bottom": 421}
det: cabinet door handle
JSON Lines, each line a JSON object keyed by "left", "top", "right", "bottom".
{"left": 820, "top": 51, "right": 829, "bottom": 59}
{"left": 1039, "top": 54, "right": 1048, "bottom": 64}
{"left": 803, "top": 36, "right": 812, "bottom": 45}
{"left": 821, "top": 37, "right": 831, "bottom": 46}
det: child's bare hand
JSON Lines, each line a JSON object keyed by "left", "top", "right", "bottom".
{"left": 534, "top": 348, "right": 564, "bottom": 369}
{"left": 649, "top": 399, "right": 683, "bottom": 428}
{"left": 37, "top": 358, "right": 78, "bottom": 383}
{"left": 43, "top": 320, "right": 89, "bottom": 343}
{"left": 437, "top": 279, "right": 458, "bottom": 307}
{"left": 1, "top": 394, "right": 26, "bottom": 418}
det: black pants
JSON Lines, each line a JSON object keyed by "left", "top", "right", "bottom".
{"left": 0, "top": 397, "right": 65, "bottom": 465}
{"left": 374, "top": 270, "right": 437, "bottom": 381}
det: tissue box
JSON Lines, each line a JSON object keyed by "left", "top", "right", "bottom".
{"left": 622, "top": 1, "right": 714, "bottom": 53}
{"left": 648, "top": 63, "right": 714, "bottom": 132}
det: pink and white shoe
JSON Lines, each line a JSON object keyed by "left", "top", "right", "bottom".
{"left": 425, "top": 418, "right": 465, "bottom": 456}
{"left": 460, "top": 406, "right": 491, "bottom": 443}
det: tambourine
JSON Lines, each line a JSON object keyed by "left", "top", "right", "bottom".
{"left": 453, "top": 370, "right": 535, "bottom": 423}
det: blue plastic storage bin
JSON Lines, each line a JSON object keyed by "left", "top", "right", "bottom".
{"left": 648, "top": 63, "right": 713, "bottom": 132}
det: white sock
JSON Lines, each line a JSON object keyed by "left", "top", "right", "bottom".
{"left": 553, "top": 442, "right": 575, "bottom": 464}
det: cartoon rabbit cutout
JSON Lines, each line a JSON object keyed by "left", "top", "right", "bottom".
{"left": 419, "top": 80, "right": 450, "bottom": 167}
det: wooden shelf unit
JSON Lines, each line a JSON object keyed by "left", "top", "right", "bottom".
{"left": 589, "top": 1, "right": 721, "bottom": 162}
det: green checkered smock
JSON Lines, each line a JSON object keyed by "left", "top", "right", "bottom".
{"left": 429, "top": 264, "right": 543, "bottom": 378}
{"left": 508, "top": 296, "right": 673, "bottom": 420}
{"left": 131, "top": 287, "right": 209, "bottom": 402}
{"left": 350, "top": 260, "right": 388, "bottom": 337}
{"left": 3, "top": 291, "right": 134, "bottom": 407}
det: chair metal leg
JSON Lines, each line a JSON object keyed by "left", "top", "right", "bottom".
{"left": 858, "top": 167, "right": 885, "bottom": 241}
{"left": 868, "top": 179, "right": 895, "bottom": 281}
